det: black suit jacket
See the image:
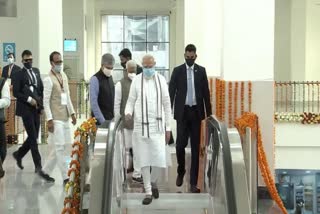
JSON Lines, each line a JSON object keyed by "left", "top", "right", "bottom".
{"left": 1, "top": 64, "right": 21, "bottom": 80}
{"left": 169, "top": 63, "right": 212, "bottom": 121}
{"left": 12, "top": 67, "right": 44, "bottom": 117}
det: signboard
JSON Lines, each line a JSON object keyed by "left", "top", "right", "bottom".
{"left": 3, "top": 43, "right": 16, "bottom": 62}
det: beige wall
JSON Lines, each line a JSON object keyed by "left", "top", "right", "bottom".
{"left": 274, "top": 0, "right": 291, "bottom": 81}
{"left": 305, "top": 0, "right": 320, "bottom": 80}
{"left": 0, "top": 0, "right": 39, "bottom": 69}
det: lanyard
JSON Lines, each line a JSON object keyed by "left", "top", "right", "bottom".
{"left": 51, "top": 70, "right": 64, "bottom": 91}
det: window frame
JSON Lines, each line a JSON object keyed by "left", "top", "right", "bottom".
{"left": 100, "top": 12, "right": 171, "bottom": 81}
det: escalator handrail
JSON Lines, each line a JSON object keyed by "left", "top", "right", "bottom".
{"left": 101, "top": 118, "right": 123, "bottom": 214}
{"left": 207, "top": 115, "right": 238, "bottom": 214}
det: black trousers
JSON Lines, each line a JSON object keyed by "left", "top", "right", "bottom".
{"left": 0, "top": 121, "right": 7, "bottom": 162}
{"left": 176, "top": 106, "right": 201, "bottom": 186}
{"left": 16, "top": 111, "right": 42, "bottom": 170}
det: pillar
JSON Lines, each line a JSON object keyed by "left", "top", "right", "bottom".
{"left": 38, "top": 0, "right": 63, "bottom": 74}
{"left": 184, "top": 0, "right": 222, "bottom": 77}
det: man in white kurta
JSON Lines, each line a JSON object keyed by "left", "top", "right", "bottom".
{"left": 125, "top": 54, "right": 172, "bottom": 205}
{"left": 42, "top": 51, "right": 77, "bottom": 186}
{"left": 114, "top": 60, "right": 142, "bottom": 183}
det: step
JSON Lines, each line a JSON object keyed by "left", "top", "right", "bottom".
{"left": 121, "top": 193, "right": 213, "bottom": 210}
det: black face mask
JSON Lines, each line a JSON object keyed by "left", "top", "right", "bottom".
{"left": 24, "top": 62, "right": 32, "bottom": 69}
{"left": 121, "top": 62, "right": 126, "bottom": 68}
{"left": 185, "top": 58, "right": 195, "bottom": 67}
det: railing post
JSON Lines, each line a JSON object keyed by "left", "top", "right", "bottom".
{"left": 245, "top": 127, "right": 257, "bottom": 214}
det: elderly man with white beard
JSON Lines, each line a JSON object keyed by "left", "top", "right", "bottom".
{"left": 125, "top": 54, "right": 172, "bottom": 205}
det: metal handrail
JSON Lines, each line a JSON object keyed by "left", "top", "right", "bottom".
{"left": 101, "top": 118, "right": 123, "bottom": 214}
{"left": 207, "top": 115, "right": 238, "bottom": 214}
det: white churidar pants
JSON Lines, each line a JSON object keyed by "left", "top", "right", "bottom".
{"left": 141, "top": 166, "right": 160, "bottom": 195}
{"left": 43, "top": 120, "right": 71, "bottom": 180}
{"left": 123, "top": 128, "right": 141, "bottom": 178}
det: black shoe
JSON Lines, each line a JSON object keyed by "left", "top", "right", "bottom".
{"left": 127, "top": 167, "right": 134, "bottom": 173}
{"left": 37, "top": 170, "right": 55, "bottom": 183}
{"left": 142, "top": 195, "right": 153, "bottom": 205}
{"left": 13, "top": 151, "right": 24, "bottom": 170}
{"left": 176, "top": 172, "right": 185, "bottom": 187}
{"left": 0, "top": 170, "right": 5, "bottom": 179}
{"left": 132, "top": 176, "right": 143, "bottom": 184}
{"left": 63, "top": 179, "right": 69, "bottom": 187}
{"left": 190, "top": 185, "right": 200, "bottom": 193}
{"left": 152, "top": 187, "right": 159, "bottom": 199}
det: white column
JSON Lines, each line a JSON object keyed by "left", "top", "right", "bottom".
{"left": 291, "top": 0, "right": 306, "bottom": 81}
{"left": 221, "top": 0, "right": 275, "bottom": 184}
{"left": 184, "top": 0, "right": 222, "bottom": 77}
{"left": 38, "top": 0, "right": 63, "bottom": 74}
{"left": 305, "top": 0, "right": 320, "bottom": 81}
{"left": 221, "top": 0, "right": 275, "bottom": 81}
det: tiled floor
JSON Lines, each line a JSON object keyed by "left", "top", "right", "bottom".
{"left": 0, "top": 145, "right": 69, "bottom": 214}
{"left": 0, "top": 141, "right": 275, "bottom": 214}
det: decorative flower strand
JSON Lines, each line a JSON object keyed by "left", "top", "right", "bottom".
{"left": 248, "top": 81, "right": 252, "bottom": 112}
{"left": 241, "top": 82, "right": 245, "bottom": 115}
{"left": 234, "top": 82, "right": 238, "bottom": 126}
{"left": 228, "top": 82, "right": 233, "bottom": 127}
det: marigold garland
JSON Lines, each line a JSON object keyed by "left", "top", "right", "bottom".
{"left": 216, "top": 79, "right": 221, "bottom": 119}
{"left": 234, "top": 82, "right": 238, "bottom": 126}
{"left": 69, "top": 160, "right": 81, "bottom": 170}
{"left": 221, "top": 80, "right": 226, "bottom": 122}
{"left": 241, "top": 82, "right": 245, "bottom": 115}
{"left": 248, "top": 82, "right": 252, "bottom": 112}
{"left": 234, "top": 113, "right": 287, "bottom": 214}
{"left": 62, "top": 117, "right": 97, "bottom": 214}
{"left": 228, "top": 82, "right": 233, "bottom": 128}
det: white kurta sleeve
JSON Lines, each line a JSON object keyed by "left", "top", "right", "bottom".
{"left": 43, "top": 77, "right": 54, "bottom": 121}
{"left": 160, "top": 75, "right": 172, "bottom": 131}
{"left": 125, "top": 76, "right": 138, "bottom": 116}
{"left": 0, "top": 81, "right": 10, "bottom": 109}
{"left": 114, "top": 82, "right": 122, "bottom": 121}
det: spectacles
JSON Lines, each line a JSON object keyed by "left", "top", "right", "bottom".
{"left": 24, "top": 59, "right": 33, "bottom": 62}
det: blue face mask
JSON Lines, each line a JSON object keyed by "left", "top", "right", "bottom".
{"left": 143, "top": 67, "right": 155, "bottom": 78}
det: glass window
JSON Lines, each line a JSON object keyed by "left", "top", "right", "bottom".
{"left": 101, "top": 14, "right": 170, "bottom": 82}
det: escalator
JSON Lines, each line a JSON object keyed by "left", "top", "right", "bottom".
{"left": 90, "top": 115, "right": 251, "bottom": 214}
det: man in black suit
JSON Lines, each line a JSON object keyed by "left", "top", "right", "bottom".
{"left": 1, "top": 53, "right": 21, "bottom": 85}
{"left": 119, "top": 48, "right": 143, "bottom": 74}
{"left": 169, "top": 44, "right": 212, "bottom": 193}
{"left": 11, "top": 50, "right": 54, "bottom": 182}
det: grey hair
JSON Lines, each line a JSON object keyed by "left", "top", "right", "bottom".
{"left": 101, "top": 53, "right": 115, "bottom": 66}
{"left": 142, "top": 54, "right": 155, "bottom": 61}
{"left": 126, "top": 60, "right": 137, "bottom": 69}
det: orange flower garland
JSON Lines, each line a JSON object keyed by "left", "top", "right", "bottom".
{"left": 216, "top": 79, "right": 221, "bottom": 119}
{"left": 241, "top": 82, "right": 245, "bottom": 115}
{"left": 228, "top": 82, "right": 233, "bottom": 127}
{"left": 62, "top": 117, "right": 97, "bottom": 214}
{"left": 221, "top": 80, "right": 226, "bottom": 122}
{"left": 69, "top": 160, "right": 81, "bottom": 170}
{"left": 234, "top": 82, "right": 238, "bottom": 126}
{"left": 234, "top": 113, "right": 287, "bottom": 214}
{"left": 248, "top": 82, "right": 252, "bottom": 112}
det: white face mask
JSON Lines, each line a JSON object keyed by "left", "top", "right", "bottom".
{"left": 53, "top": 64, "right": 62, "bottom": 73}
{"left": 103, "top": 68, "right": 113, "bottom": 77}
{"left": 128, "top": 73, "right": 136, "bottom": 80}
{"left": 8, "top": 58, "right": 14, "bottom": 64}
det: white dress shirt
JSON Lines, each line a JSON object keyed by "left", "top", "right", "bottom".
{"left": 185, "top": 64, "right": 197, "bottom": 106}
{"left": 0, "top": 81, "right": 11, "bottom": 109}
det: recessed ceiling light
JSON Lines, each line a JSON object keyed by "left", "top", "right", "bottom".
{"left": 306, "top": 171, "right": 311, "bottom": 173}
{"left": 283, "top": 171, "right": 287, "bottom": 174}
